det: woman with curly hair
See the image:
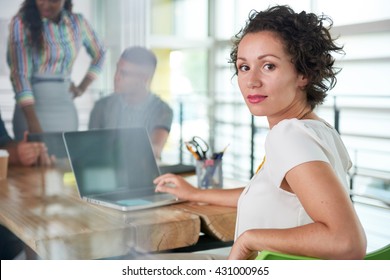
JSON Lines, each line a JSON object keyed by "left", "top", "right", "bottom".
{"left": 154, "top": 5, "right": 367, "bottom": 260}
{"left": 7, "top": 0, "right": 106, "bottom": 140}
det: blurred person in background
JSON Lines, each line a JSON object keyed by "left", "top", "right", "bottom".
{"left": 89, "top": 46, "right": 173, "bottom": 160}
{"left": 0, "top": 112, "right": 51, "bottom": 260}
{"left": 7, "top": 0, "right": 106, "bottom": 141}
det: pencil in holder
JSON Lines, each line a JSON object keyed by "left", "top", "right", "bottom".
{"left": 196, "top": 158, "right": 223, "bottom": 189}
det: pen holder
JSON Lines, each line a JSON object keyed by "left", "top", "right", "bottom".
{"left": 196, "top": 159, "right": 223, "bottom": 189}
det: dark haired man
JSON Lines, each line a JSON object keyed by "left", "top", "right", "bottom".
{"left": 88, "top": 47, "right": 173, "bottom": 160}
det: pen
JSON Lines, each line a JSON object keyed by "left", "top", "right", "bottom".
{"left": 212, "top": 143, "right": 230, "bottom": 159}
{"left": 185, "top": 142, "right": 201, "bottom": 160}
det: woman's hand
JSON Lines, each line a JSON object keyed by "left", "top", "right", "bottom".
{"left": 16, "top": 141, "right": 40, "bottom": 166}
{"left": 69, "top": 82, "right": 84, "bottom": 98}
{"left": 16, "top": 141, "right": 49, "bottom": 166}
{"left": 17, "top": 132, "right": 54, "bottom": 166}
{"left": 228, "top": 230, "right": 259, "bottom": 260}
{"left": 70, "top": 76, "right": 93, "bottom": 99}
{"left": 37, "top": 147, "right": 55, "bottom": 166}
{"left": 154, "top": 173, "right": 200, "bottom": 201}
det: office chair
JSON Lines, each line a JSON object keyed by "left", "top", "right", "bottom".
{"left": 256, "top": 243, "right": 390, "bottom": 260}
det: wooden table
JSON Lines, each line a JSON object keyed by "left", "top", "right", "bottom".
{"left": 0, "top": 166, "right": 244, "bottom": 259}
{"left": 179, "top": 176, "right": 246, "bottom": 242}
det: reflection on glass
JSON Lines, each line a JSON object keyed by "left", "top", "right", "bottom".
{"left": 66, "top": 128, "right": 160, "bottom": 197}
{"left": 151, "top": 0, "right": 208, "bottom": 39}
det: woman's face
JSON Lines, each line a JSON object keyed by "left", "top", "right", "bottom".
{"left": 35, "top": 0, "right": 66, "bottom": 21}
{"left": 236, "top": 31, "right": 308, "bottom": 125}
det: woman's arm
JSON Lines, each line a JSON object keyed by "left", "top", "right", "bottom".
{"left": 71, "top": 14, "right": 106, "bottom": 97}
{"left": 154, "top": 173, "right": 244, "bottom": 207}
{"left": 229, "top": 161, "right": 367, "bottom": 260}
{"left": 7, "top": 16, "right": 40, "bottom": 132}
{"left": 21, "top": 105, "right": 43, "bottom": 133}
{"left": 70, "top": 76, "right": 94, "bottom": 98}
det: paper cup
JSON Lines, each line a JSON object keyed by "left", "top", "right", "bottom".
{"left": 0, "top": 149, "right": 9, "bottom": 180}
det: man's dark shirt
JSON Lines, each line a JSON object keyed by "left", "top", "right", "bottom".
{"left": 0, "top": 114, "right": 12, "bottom": 147}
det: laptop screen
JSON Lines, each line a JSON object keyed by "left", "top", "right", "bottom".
{"left": 63, "top": 128, "right": 160, "bottom": 197}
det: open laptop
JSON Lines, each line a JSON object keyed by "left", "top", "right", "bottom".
{"left": 63, "top": 127, "right": 182, "bottom": 211}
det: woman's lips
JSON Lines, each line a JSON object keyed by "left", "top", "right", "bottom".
{"left": 40, "top": 10, "right": 52, "bottom": 18}
{"left": 247, "top": 95, "right": 267, "bottom": 104}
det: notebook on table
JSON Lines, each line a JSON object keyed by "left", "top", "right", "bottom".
{"left": 63, "top": 127, "right": 182, "bottom": 211}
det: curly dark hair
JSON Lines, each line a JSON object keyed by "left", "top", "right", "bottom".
{"left": 18, "top": 0, "right": 73, "bottom": 51}
{"left": 229, "top": 5, "right": 344, "bottom": 109}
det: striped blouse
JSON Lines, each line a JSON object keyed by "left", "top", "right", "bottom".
{"left": 7, "top": 10, "right": 106, "bottom": 107}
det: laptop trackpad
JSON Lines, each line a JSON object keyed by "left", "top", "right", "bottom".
{"left": 116, "top": 199, "right": 152, "bottom": 206}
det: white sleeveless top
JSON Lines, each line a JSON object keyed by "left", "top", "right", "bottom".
{"left": 235, "top": 118, "right": 352, "bottom": 239}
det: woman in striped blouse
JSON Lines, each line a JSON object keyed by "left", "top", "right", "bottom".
{"left": 7, "top": 0, "right": 106, "bottom": 140}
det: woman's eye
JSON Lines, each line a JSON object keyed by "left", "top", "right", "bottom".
{"left": 238, "top": 65, "right": 250, "bottom": 72}
{"left": 263, "top": 63, "right": 275, "bottom": 71}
